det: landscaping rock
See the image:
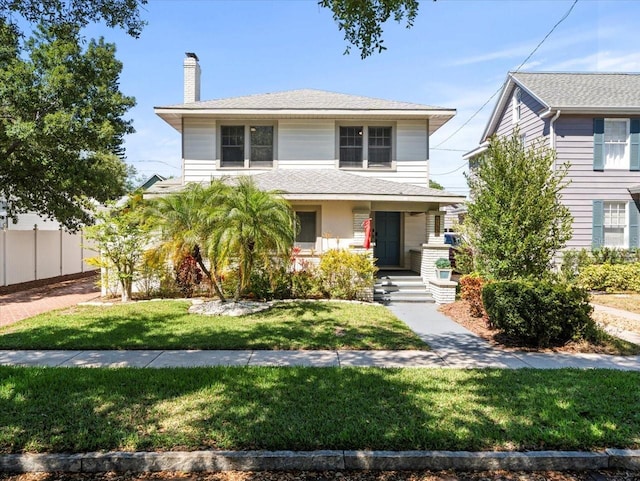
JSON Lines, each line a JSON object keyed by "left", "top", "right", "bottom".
{"left": 188, "top": 300, "right": 273, "bottom": 316}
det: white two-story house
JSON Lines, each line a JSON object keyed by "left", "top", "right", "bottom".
{"left": 150, "top": 53, "right": 464, "bottom": 290}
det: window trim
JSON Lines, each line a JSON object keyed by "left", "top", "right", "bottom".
{"left": 336, "top": 122, "right": 396, "bottom": 170}
{"left": 218, "top": 122, "right": 277, "bottom": 169}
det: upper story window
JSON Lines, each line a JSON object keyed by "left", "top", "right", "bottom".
{"left": 512, "top": 87, "right": 522, "bottom": 124}
{"left": 339, "top": 126, "right": 363, "bottom": 168}
{"left": 604, "top": 119, "right": 629, "bottom": 169}
{"left": 250, "top": 126, "right": 273, "bottom": 167}
{"left": 339, "top": 125, "right": 393, "bottom": 169}
{"left": 221, "top": 126, "right": 244, "bottom": 167}
{"left": 603, "top": 201, "right": 627, "bottom": 247}
{"left": 368, "top": 127, "right": 392, "bottom": 167}
{"left": 221, "top": 124, "right": 274, "bottom": 168}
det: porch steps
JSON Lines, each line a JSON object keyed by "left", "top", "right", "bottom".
{"left": 374, "top": 272, "right": 434, "bottom": 304}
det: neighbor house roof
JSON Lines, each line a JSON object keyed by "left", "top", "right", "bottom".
{"left": 479, "top": 72, "right": 640, "bottom": 144}
{"left": 155, "top": 89, "right": 456, "bottom": 135}
{"left": 145, "top": 170, "right": 464, "bottom": 204}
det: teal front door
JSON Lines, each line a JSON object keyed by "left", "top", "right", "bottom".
{"left": 374, "top": 212, "right": 401, "bottom": 266}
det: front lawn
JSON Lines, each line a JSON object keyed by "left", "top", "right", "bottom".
{"left": 0, "top": 300, "right": 426, "bottom": 350}
{"left": 0, "top": 366, "right": 638, "bottom": 453}
{"left": 591, "top": 293, "right": 640, "bottom": 315}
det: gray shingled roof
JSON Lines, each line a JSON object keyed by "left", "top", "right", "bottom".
{"left": 145, "top": 170, "right": 462, "bottom": 201}
{"left": 511, "top": 72, "right": 640, "bottom": 109}
{"left": 248, "top": 169, "right": 459, "bottom": 197}
{"left": 158, "top": 89, "right": 449, "bottom": 111}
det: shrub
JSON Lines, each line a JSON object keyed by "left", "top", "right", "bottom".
{"left": 318, "top": 249, "right": 377, "bottom": 300}
{"left": 459, "top": 274, "right": 489, "bottom": 320}
{"left": 435, "top": 258, "right": 451, "bottom": 269}
{"left": 453, "top": 243, "right": 474, "bottom": 275}
{"left": 174, "top": 255, "right": 202, "bottom": 298}
{"left": 559, "top": 248, "right": 593, "bottom": 281}
{"left": 577, "top": 263, "right": 640, "bottom": 292}
{"left": 482, "top": 280, "right": 595, "bottom": 348}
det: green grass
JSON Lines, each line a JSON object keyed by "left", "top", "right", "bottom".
{"left": 0, "top": 301, "right": 426, "bottom": 350}
{"left": 0, "top": 367, "right": 639, "bottom": 453}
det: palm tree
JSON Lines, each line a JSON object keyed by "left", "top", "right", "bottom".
{"left": 147, "top": 181, "right": 227, "bottom": 301}
{"left": 213, "top": 176, "right": 296, "bottom": 301}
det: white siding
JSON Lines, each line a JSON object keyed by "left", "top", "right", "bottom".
{"left": 278, "top": 120, "right": 334, "bottom": 163}
{"left": 183, "top": 117, "right": 216, "bottom": 182}
{"left": 181, "top": 117, "right": 430, "bottom": 186}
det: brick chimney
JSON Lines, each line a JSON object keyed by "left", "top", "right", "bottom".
{"left": 184, "top": 52, "right": 201, "bottom": 103}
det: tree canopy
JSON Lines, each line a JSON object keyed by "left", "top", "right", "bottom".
{"left": 0, "top": 22, "right": 135, "bottom": 230}
{"left": 319, "top": 0, "right": 419, "bottom": 58}
{"left": 0, "top": 0, "right": 147, "bottom": 38}
{"left": 463, "top": 133, "right": 573, "bottom": 279}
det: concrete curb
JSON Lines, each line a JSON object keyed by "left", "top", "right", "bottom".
{"left": 1, "top": 449, "right": 639, "bottom": 473}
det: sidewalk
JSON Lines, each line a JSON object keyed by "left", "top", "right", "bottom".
{"left": 1, "top": 303, "right": 639, "bottom": 370}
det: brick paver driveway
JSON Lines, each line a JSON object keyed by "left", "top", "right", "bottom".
{"left": 0, "top": 275, "right": 100, "bottom": 327}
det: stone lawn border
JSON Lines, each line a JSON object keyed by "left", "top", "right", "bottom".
{"left": 1, "top": 449, "right": 638, "bottom": 473}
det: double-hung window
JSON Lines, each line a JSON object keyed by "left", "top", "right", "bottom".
{"left": 594, "top": 118, "right": 640, "bottom": 171}
{"left": 593, "top": 200, "right": 639, "bottom": 249}
{"left": 221, "top": 126, "right": 244, "bottom": 167}
{"left": 604, "top": 119, "right": 629, "bottom": 169}
{"left": 220, "top": 125, "right": 274, "bottom": 168}
{"left": 368, "top": 127, "right": 392, "bottom": 167}
{"left": 603, "top": 201, "right": 627, "bottom": 248}
{"left": 339, "top": 125, "right": 393, "bottom": 169}
{"left": 339, "top": 127, "right": 363, "bottom": 168}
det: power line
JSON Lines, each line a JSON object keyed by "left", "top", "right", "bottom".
{"left": 434, "top": 0, "right": 579, "bottom": 148}
{"left": 431, "top": 161, "right": 468, "bottom": 176}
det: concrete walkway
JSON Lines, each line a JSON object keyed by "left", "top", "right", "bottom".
{"left": 1, "top": 302, "right": 639, "bottom": 370}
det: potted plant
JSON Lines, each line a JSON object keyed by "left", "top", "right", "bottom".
{"left": 434, "top": 258, "right": 452, "bottom": 281}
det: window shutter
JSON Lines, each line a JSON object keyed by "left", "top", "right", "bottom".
{"left": 592, "top": 200, "right": 604, "bottom": 248}
{"left": 630, "top": 119, "right": 640, "bottom": 171}
{"left": 593, "top": 118, "right": 604, "bottom": 171}
{"left": 630, "top": 201, "right": 640, "bottom": 248}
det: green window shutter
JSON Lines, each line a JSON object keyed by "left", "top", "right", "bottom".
{"left": 593, "top": 118, "right": 604, "bottom": 171}
{"left": 630, "top": 201, "right": 640, "bottom": 248}
{"left": 630, "top": 119, "right": 640, "bottom": 171}
{"left": 592, "top": 200, "right": 604, "bottom": 248}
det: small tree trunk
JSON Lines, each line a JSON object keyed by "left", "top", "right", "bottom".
{"left": 120, "top": 279, "right": 131, "bottom": 302}
{"left": 192, "top": 246, "right": 226, "bottom": 302}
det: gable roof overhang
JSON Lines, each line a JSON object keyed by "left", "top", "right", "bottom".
{"left": 154, "top": 89, "right": 455, "bottom": 135}
{"left": 155, "top": 108, "right": 456, "bottom": 135}
{"left": 480, "top": 72, "right": 640, "bottom": 143}
{"left": 479, "top": 73, "right": 551, "bottom": 143}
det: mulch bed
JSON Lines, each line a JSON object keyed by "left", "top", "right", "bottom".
{"left": 438, "top": 300, "right": 623, "bottom": 354}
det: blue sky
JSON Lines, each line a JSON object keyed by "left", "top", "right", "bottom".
{"left": 82, "top": 0, "right": 640, "bottom": 195}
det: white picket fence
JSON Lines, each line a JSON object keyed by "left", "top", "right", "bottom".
{"left": 0, "top": 227, "right": 94, "bottom": 287}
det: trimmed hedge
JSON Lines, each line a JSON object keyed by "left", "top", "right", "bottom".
{"left": 577, "top": 262, "right": 640, "bottom": 292}
{"left": 482, "top": 280, "right": 595, "bottom": 348}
